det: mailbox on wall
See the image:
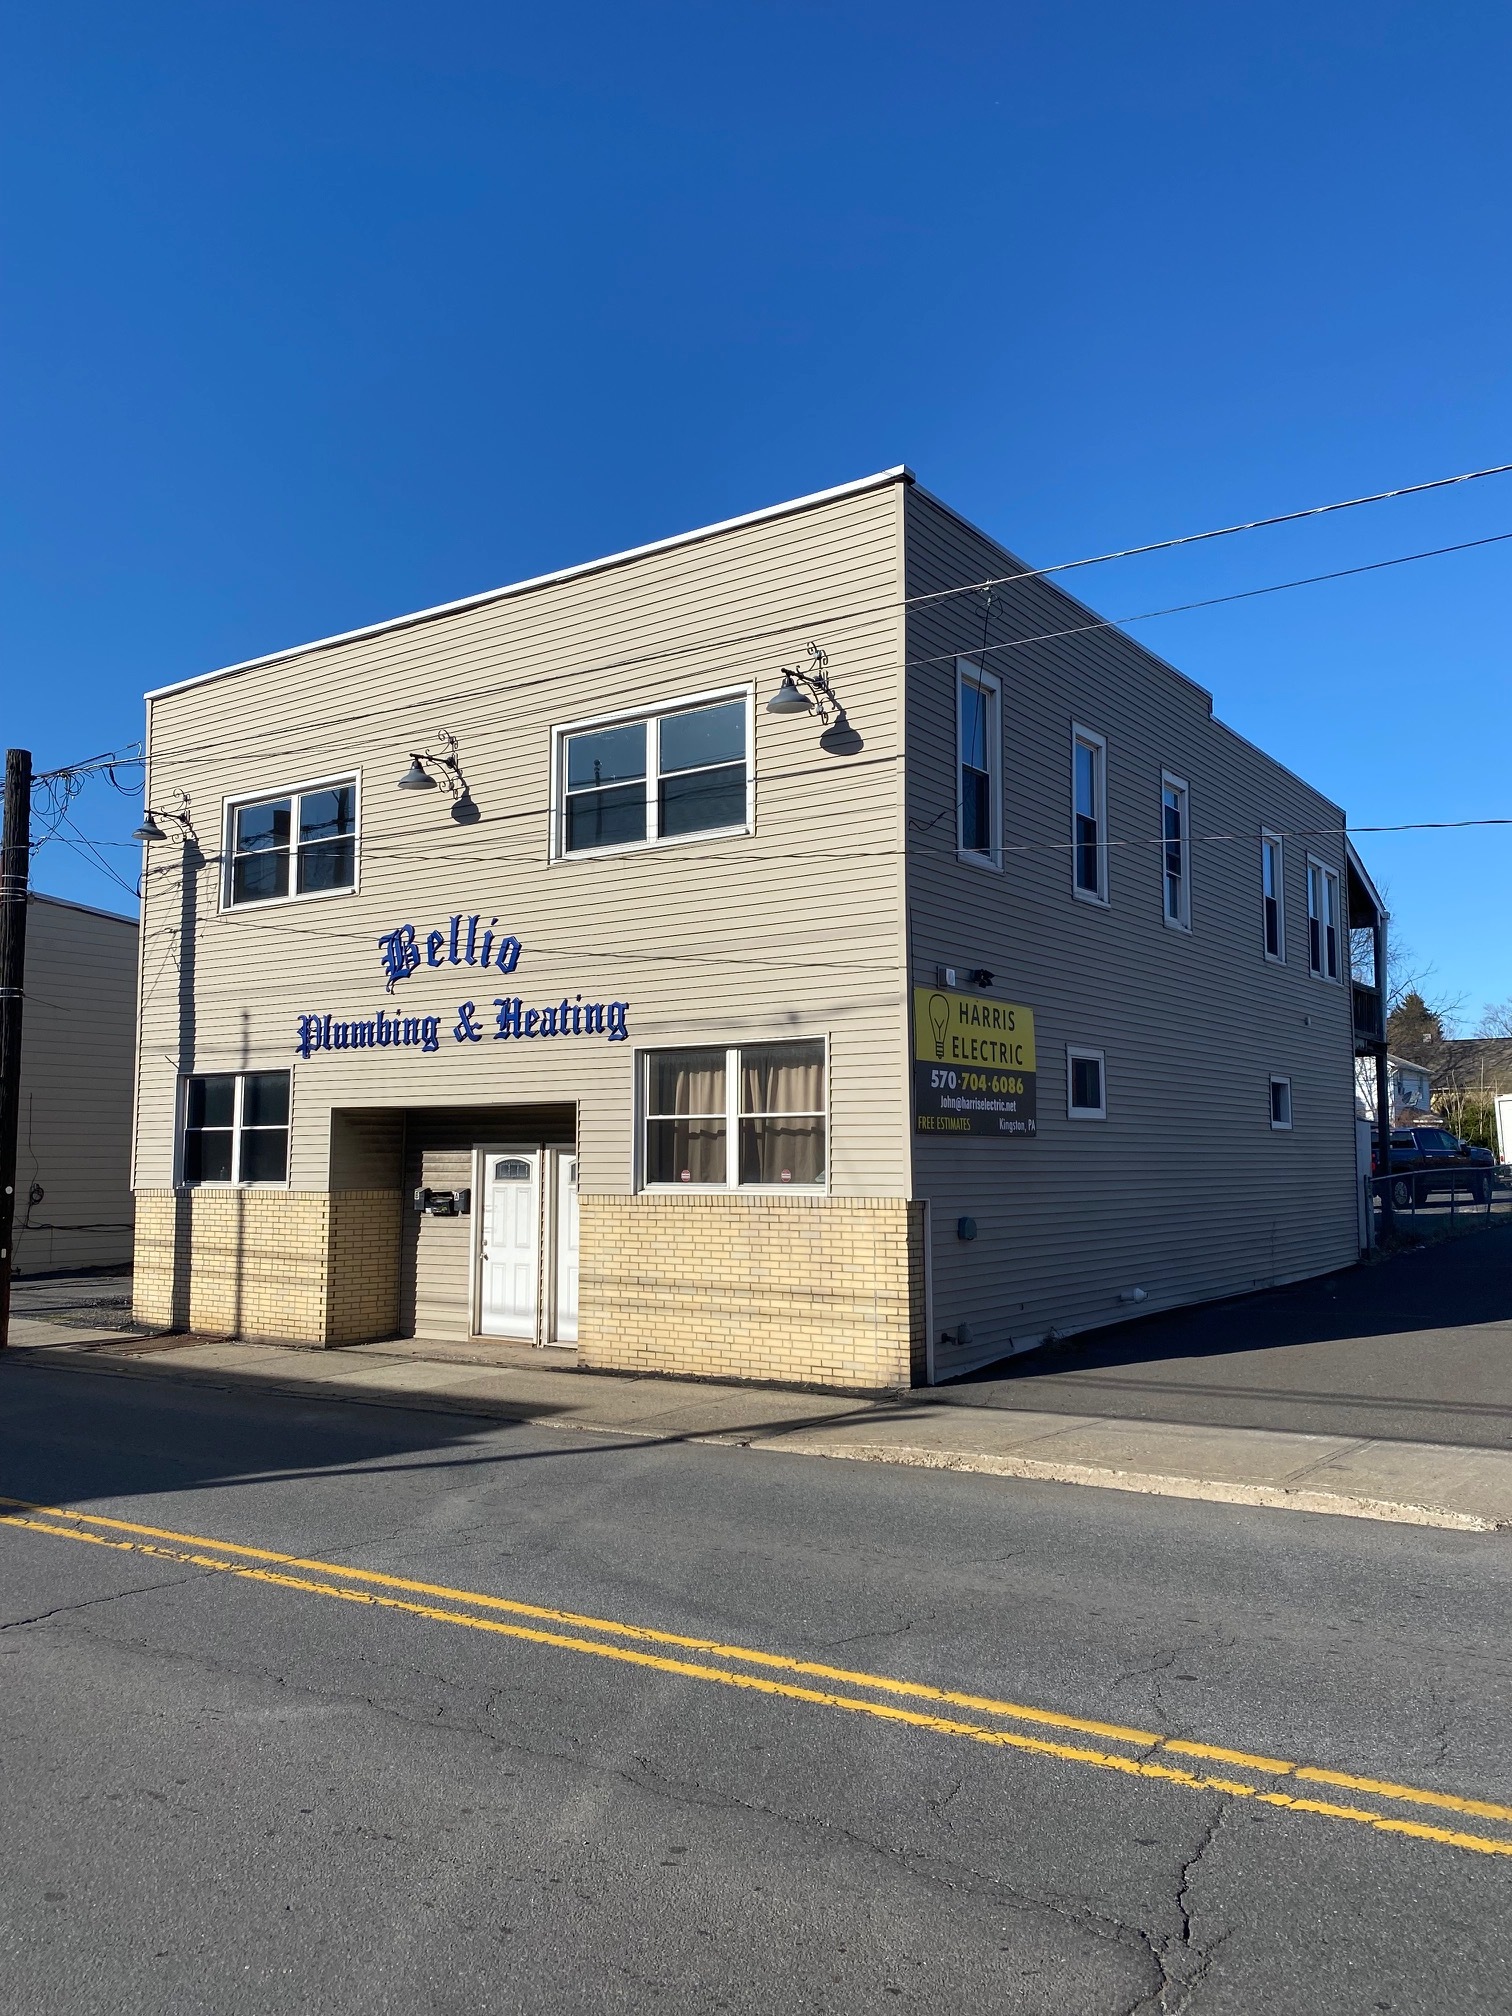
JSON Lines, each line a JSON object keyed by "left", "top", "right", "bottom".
{"left": 411, "top": 1187, "right": 472, "bottom": 1216}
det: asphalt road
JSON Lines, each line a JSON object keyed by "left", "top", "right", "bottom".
{"left": 2, "top": 1358, "right": 1510, "bottom": 2014}
{"left": 949, "top": 1220, "right": 1512, "bottom": 1449}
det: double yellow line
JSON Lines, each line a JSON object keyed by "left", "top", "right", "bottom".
{"left": 5, "top": 1493, "right": 1510, "bottom": 1860}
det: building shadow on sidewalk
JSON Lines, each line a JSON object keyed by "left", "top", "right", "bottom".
{"left": 944, "top": 1222, "right": 1512, "bottom": 1449}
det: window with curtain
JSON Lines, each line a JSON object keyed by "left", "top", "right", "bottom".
{"left": 644, "top": 1049, "right": 728, "bottom": 1184}
{"left": 643, "top": 1042, "right": 825, "bottom": 1188}
{"left": 739, "top": 1041, "right": 826, "bottom": 1185}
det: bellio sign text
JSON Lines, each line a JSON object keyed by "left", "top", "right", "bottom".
{"left": 293, "top": 913, "right": 630, "bottom": 1060}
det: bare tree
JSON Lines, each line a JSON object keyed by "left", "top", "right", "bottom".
{"left": 1477, "top": 996, "right": 1512, "bottom": 1037}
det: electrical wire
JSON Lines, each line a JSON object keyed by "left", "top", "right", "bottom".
{"left": 125, "top": 464, "right": 1512, "bottom": 774}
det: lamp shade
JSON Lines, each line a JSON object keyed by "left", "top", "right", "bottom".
{"left": 397, "top": 756, "right": 437, "bottom": 791}
{"left": 132, "top": 813, "right": 167, "bottom": 842}
{"left": 766, "top": 673, "right": 813, "bottom": 717}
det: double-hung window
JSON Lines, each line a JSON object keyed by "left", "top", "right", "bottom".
{"left": 1307, "top": 858, "right": 1341, "bottom": 980}
{"left": 226, "top": 780, "right": 357, "bottom": 907}
{"left": 1161, "top": 773, "right": 1189, "bottom": 929}
{"left": 956, "top": 659, "right": 1001, "bottom": 866}
{"left": 558, "top": 694, "right": 750, "bottom": 856}
{"left": 1072, "top": 726, "right": 1108, "bottom": 902}
{"left": 642, "top": 1041, "right": 825, "bottom": 1188}
{"left": 181, "top": 1070, "right": 290, "bottom": 1185}
{"left": 1261, "top": 830, "right": 1285, "bottom": 961}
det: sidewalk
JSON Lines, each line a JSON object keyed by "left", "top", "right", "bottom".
{"left": 8, "top": 1308, "right": 1511, "bottom": 1533}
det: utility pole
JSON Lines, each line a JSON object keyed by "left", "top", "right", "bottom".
{"left": 0, "top": 748, "right": 31, "bottom": 1351}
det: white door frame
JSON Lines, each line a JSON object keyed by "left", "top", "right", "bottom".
{"left": 473, "top": 1143, "right": 545, "bottom": 1344}
{"left": 471, "top": 1139, "right": 580, "bottom": 1347}
{"left": 545, "top": 1146, "right": 579, "bottom": 1346}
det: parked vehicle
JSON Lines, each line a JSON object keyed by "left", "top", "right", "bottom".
{"left": 1375, "top": 1126, "right": 1492, "bottom": 1208}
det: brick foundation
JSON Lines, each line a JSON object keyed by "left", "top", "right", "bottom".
{"left": 577, "top": 1194, "right": 926, "bottom": 1389}
{"left": 133, "top": 1189, "right": 401, "bottom": 1345}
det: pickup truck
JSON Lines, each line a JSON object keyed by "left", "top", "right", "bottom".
{"left": 1376, "top": 1126, "right": 1493, "bottom": 1207}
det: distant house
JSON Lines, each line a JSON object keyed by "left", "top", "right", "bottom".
{"left": 1355, "top": 1052, "right": 1434, "bottom": 1123}
{"left": 14, "top": 894, "right": 139, "bottom": 1275}
{"left": 1430, "top": 1038, "right": 1512, "bottom": 1107}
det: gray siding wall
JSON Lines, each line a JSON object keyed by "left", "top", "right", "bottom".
{"left": 15, "top": 896, "right": 138, "bottom": 1274}
{"left": 904, "top": 488, "right": 1359, "bottom": 1378}
{"left": 135, "top": 478, "right": 912, "bottom": 1224}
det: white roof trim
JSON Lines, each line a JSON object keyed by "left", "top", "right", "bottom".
{"left": 145, "top": 466, "right": 914, "bottom": 703}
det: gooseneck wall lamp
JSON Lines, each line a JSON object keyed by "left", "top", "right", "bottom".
{"left": 766, "top": 643, "right": 838, "bottom": 724}
{"left": 133, "top": 789, "right": 195, "bottom": 844}
{"left": 396, "top": 729, "right": 479, "bottom": 823}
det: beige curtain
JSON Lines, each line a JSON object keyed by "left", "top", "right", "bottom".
{"left": 741, "top": 1042, "right": 823, "bottom": 1116}
{"left": 648, "top": 1050, "right": 725, "bottom": 1117}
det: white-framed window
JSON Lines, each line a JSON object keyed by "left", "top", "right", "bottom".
{"left": 180, "top": 1070, "right": 291, "bottom": 1186}
{"left": 956, "top": 657, "right": 1002, "bottom": 868}
{"left": 223, "top": 776, "right": 358, "bottom": 909}
{"left": 1071, "top": 726, "right": 1108, "bottom": 903}
{"left": 1307, "top": 857, "right": 1341, "bottom": 980}
{"left": 552, "top": 688, "right": 752, "bottom": 858}
{"left": 1160, "top": 771, "right": 1190, "bottom": 929}
{"left": 1066, "top": 1045, "right": 1106, "bottom": 1120}
{"left": 640, "top": 1040, "right": 826, "bottom": 1189}
{"left": 1269, "top": 1076, "right": 1293, "bottom": 1130}
{"left": 1261, "top": 829, "right": 1285, "bottom": 962}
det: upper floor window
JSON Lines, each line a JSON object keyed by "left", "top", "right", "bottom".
{"left": 1072, "top": 726, "right": 1108, "bottom": 903}
{"left": 1307, "top": 857, "right": 1341, "bottom": 980}
{"left": 226, "top": 780, "right": 356, "bottom": 907}
{"left": 181, "top": 1070, "right": 290, "bottom": 1185}
{"left": 557, "top": 694, "right": 749, "bottom": 856}
{"left": 1161, "top": 773, "right": 1189, "bottom": 929}
{"left": 1261, "top": 830, "right": 1285, "bottom": 961}
{"left": 956, "top": 659, "right": 1001, "bottom": 867}
{"left": 642, "top": 1040, "right": 825, "bottom": 1189}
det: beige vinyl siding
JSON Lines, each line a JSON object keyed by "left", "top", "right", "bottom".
{"left": 15, "top": 896, "right": 138, "bottom": 1274}
{"left": 904, "top": 487, "right": 1358, "bottom": 1377}
{"left": 134, "top": 481, "right": 913, "bottom": 1227}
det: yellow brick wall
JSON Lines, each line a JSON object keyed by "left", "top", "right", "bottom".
{"left": 133, "top": 1190, "right": 401, "bottom": 1346}
{"left": 578, "top": 1194, "right": 927, "bottom": 1390}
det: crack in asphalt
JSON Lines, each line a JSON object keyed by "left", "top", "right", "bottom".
{"left": 0, "top": 1572, "right": 203, "bottom": 1634}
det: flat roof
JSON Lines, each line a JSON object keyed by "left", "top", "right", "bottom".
{"left": 146, "top": 466, "right": 914, "bottom": 703}
{"left": 30, "top": 890, "right": 138, "bottom": 928}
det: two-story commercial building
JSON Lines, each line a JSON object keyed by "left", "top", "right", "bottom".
{"left": 131, "top": 468, "right": 1374, "bottom": 1387}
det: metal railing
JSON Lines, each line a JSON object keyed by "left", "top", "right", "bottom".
{"left": 1369, "top": 1163, "right": 1508, "bottom": 1231}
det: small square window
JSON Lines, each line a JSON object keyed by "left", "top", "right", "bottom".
{"left": 1270, "top": 1077, "right": 1293, "bottom": 1130}
{"left": 1067, "top": 1046, "right": 1106, "bottom": 1120}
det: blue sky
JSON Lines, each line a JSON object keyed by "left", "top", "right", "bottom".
{"left": 4, "top": 1, "right": 1509, "bottom": 1021}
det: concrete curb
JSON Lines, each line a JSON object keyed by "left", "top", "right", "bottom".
{"left": 736, "top": 1437, "right": 1502, "bottom": 1531}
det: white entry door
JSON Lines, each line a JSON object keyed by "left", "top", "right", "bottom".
{"left": 552, "top": 1151, "right": 579, "bottom": 1344}
{"left": 480, "top": 1152, "right": 539, "bottom": 1339}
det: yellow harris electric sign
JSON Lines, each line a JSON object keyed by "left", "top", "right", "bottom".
{"left": 912, "top": 986, "right": 1037, "bottom": 1137}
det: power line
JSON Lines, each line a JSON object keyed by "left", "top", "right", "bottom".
{"left": 128, "top": 462, "right": 1512, "bottom": 774}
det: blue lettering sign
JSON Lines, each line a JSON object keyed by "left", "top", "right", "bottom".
{"left": 381, "top": 913, "right": 523, "bottom": 989}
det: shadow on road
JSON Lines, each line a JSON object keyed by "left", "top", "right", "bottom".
{"left": 945, "top": 1222, "right": 1512, "bottom": 1449}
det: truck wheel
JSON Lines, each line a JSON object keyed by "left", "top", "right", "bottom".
{"left": 1391, "top": 1178, "right": 1412, "bottom": 1209}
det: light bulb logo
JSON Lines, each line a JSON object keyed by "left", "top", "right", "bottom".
{"left": 928, "top": 993, "right": 951, "bottom": 1060}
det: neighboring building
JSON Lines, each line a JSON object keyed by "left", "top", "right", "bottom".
{"left": 15, "top": 893, "right": 139, "bottom": 1275}
{"left": 1354, "top": 1052, "right": 1434, "bottom": 1123}
{"left": 1430, "top": 1038, "right": 1512, "bottom": 1106}
{"left": 131, "top": 469, "right": 1368, "bottom": 1387}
